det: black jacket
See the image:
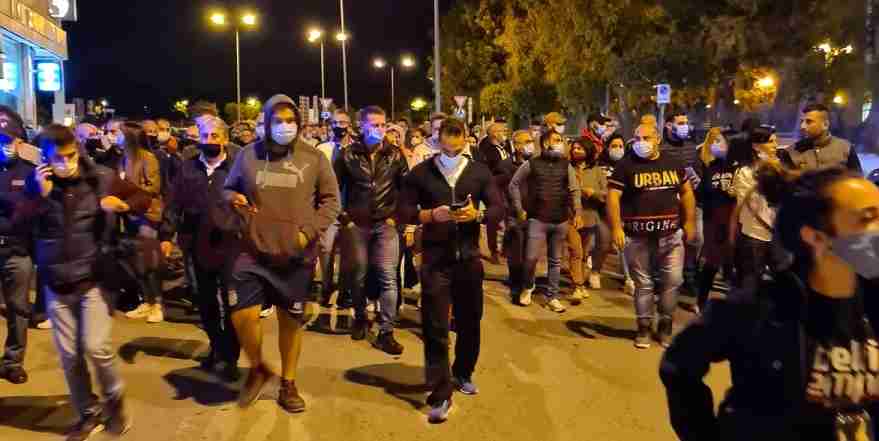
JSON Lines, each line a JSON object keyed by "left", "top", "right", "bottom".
{"left": 24, "top": 160, "right": 151, "bottom": 292}
{"left": 661, "top": 135, "right": 701, "bottom": 179}
{"left": 398, "top": 156, "right": 504, "bottom": 264}
{"left": 334, "top": 141, "right": 409, "bottom": 226}
{"left": 476, "top": 137, "right": 513, "bottom": 176}
{"left": 660, "top": 271, "right": 879, "bottom": 441}
{"left": 0, "top": 158, "right": 36, "bottom": 256}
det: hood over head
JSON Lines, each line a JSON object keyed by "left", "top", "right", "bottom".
{"left": 261, "top": 94, "right": 302, "bottom": 153}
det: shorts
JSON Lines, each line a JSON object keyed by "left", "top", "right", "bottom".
{"left": 228, "top": 253, "right": 315, "bottom": 316}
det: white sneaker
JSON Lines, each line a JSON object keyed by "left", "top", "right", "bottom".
{"left": 546, "top": 298, "right": 566, "bottom": 313}
{"left": 570, "top": 287, "right": 584, "bottom": 302}
{"left": 624, "top": 279, "right": 636, "bottom": 296}
{"left": 588, "top": 273, "right": 602, "bottom": 289}
{"left": 36, "top": 319, "right": 52, "bottom": 330}
{"left": 519, "top": 288, "right": 533, "bottom": 306}
{"left": 146, "top": 304, "right": 164, "bottom": 324}
{"left": 260, "top": 305, "right": 275, "bottom": 318}
{"left": 125, "top": 303, "right": 151, "bottom": 319}
{"left": 586, "top": 256, "right": 593, "bottom": 271}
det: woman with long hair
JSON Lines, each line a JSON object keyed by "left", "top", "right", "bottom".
{"left": 727, "top": 126, "right": 780, "bottom": 299}
{"left": 694, "top": 128, "right": 737, "bottom": 312}
{"left": 662, "top": 166, "right": 879, "bottom": 440}
{"left": 118, "top": 121, "right": 166, "bottom": 323}
{"left": 596, "top": 133, "right": 634, "bottom": 294}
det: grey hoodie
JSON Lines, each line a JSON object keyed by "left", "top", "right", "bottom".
{"left": 224, "top": 94, "right": 341, "bottom": 247}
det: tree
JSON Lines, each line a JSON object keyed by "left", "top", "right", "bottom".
{"left": 479, "top": 82, "right": 514, "bottom": 119}
{"left": 224, "top": 102, "right": 261, "bottom": 123}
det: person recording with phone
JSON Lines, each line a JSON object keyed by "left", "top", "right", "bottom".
{"left": 398, "top": 118, "right": 503, "bottom": 423}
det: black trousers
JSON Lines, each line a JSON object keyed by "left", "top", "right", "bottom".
{"left": 420, "top": 256, "right": 484, "bottom": 405}
{"left": 732, "top": 234, "right": 772, "bottom": 303}
{"left": 186, "top": 254, "right": 240, "bottom": 365}
{"left": 503, "top": 220, "right": 527, "bottom": 294}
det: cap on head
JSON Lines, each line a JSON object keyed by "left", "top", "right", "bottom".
{"left": 544, "top": 112, "right": 566, "bottom": 126}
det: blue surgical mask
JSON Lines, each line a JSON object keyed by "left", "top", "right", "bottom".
{"left": 595, "top": 125, "right": 606, "bottom": 136}
{"left": 710, "top": 142, "right": 727, "bottom": 159}
{"left": 364, "top": 126, "right": 384, "bottom": 147}
{"left": 832, "top": 231, "right": 879, "bottom": 279}
{"left": 438, "top": 152, "right": 463, "bottom": 170}
{"left": 271, "top": 122, "right": 298, "bottom": 146}
{"left": 633, "top": 141, "right": 654, "bottom": 159}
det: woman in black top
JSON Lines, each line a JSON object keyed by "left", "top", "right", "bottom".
{"left": 593, "top": 133, "right": 633, "bottom": 293}
{"left": 661, "top": 166, "right": 879, "bottom": 441}
{"left": 694, "top": 128, "right": 738, "bottom": 312}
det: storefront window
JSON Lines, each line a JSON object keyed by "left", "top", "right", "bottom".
{"left": 0, "top": 35, "right": 22, "bottom": 113}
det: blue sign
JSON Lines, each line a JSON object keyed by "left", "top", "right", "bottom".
{"left": 37, "top": 62, "right": 62, "bottom": 92}
{"left": 320, "top": 111, "right": 331, "bottom": 120}
{"left": 656, "top": 84, "right": 671, "bottom": 104}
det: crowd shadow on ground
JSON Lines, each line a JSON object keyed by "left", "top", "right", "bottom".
{"left": 343, "top": 363, "right": 431, "bottom": 410}
{"left": 118, "top": 336, "right": 209, "bottom": 364}
{"left": 163, "top": 367, "right": 239, "bottom": 406}
{"left": 0, "top": 395, "right": 78, "bottom": 435}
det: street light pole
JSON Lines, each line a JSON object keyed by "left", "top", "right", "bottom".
{"left": 340, "top": 0, "right": 349, "bottom": 111}
{"left": 390, "top": 66, "right": 396, "bottom": 120}
{"left": 235, "top": 27, "right": 241, "bottom": 123}
{"left": 434, "top": 0, "right": 441, "bottom": 113}
{"left": 320, "top": 40, "right": 326, "bottom": 100}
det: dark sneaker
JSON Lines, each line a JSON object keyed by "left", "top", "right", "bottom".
{"left": 453, "top": 376, "right": 479, "bottom": 395}
{"left": 278, "top": 380, "right": 306, "bottom": 413}
{"left": 634, "top": 319, "right": 652, "bottom": 349}
{"left": 373, "top": 332, "right": 404, "bottom": 356}
{"left": 658, "top": 317, "right": 674, "bottom": 348}
{"left": 65, "top": 413, "right": 105, "bottom": 441}
{"left": 104, "top": 395, "right": 132, "bottom": 436}
{"left": 218, "top": 362, "right": 241, "bottom": 383}
{"left": 239, "top": 364, "right": 274, "bottom": 408}
{"left": 351, "top": 319, "right": 369, "bottom": 341}
{"left": 428, "top": 399, "right": 452, "bottom": 424}
{"left": 1, "top": 365, "right": 28, "bottom": 384}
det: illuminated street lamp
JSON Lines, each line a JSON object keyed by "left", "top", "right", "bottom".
{"left": 411, "top": 97, "right": 428, "bottom": 111}
{"left": 307, "top": 28, "right": 327, "bottom": 99}
{"left": 246, "top": 97, "right": 259, "bottom": 107}
{"left": 757, "top": 77, "right": 775, "bottom": 89}
{"left": 208, "top": 9, "right": 259, "bottom": 122}
{"left": 373, "top": 55, "right": 417, "bottom": 119}
{"left": 833, "top": 94, "right": 846, "bottom": 105}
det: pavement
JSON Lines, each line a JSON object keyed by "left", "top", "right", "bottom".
{"left": 0, "top": 254, "right": 732, "bottom": 441}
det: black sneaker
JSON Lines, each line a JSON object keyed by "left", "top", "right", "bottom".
{"left": 104, "top": 395, "right": 132, "bottom": 436}
{"left": 65, "top": 413, "right": 105, "bottom": 441}
{"left": 0, "top": 365, "right": 28, "bottom": 384}
{"left": 373, "top": 331, "right": 404, "bottom": 355}
{"left": 351, "top": 319, "right": 369, "bottom": 341}
{"left": 278, "top": 379, "right": 306, "bottom": 413}
{"left": 657, "top": 317, "right": 674, "bottom": 348}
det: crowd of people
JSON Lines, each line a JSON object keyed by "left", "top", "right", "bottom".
{"left": 0, "top": 92, "right": 878, "bottom": 440}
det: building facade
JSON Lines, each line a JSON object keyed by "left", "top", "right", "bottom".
{"left": 0, "top": 0, "right": 67, "bottom": 127}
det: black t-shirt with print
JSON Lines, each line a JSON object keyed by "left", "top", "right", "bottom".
{"left": 698, "top": 158, "right": 737, "bottom": 213}
{"left": 804, "top": 290, "right": 879, "bottom": 414}
{"left": 608, "top": 153, "right": 686, "bottom": 236}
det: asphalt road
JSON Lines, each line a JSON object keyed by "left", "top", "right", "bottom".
{"left": 0, "top": 256, "right": 732, "bottom": 441}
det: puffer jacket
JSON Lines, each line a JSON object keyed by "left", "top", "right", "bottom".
{"left": 25, "top": 159, "right": 151, "bottom": 292}
{"left": 333, "top": 140, "right": 409, "bottom": 226}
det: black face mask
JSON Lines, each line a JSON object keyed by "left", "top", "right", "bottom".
{"left": 146, "top": 135, "right": 158, "bottom": 149}
{"left": 198, "top": 143, "right": 222, "bottom": 159}
{"left": 332, "top": 126, "right": 348, "bottom": 139}
{"left": 84, "top": 138, "right": 104, "bottom": 153}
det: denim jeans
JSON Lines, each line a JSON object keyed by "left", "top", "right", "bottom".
{"left": 524, "top": 219, "right": 569, "bottom": 299}
{"left": 590, "top": 218, "right": 612, "bottom": 274}
{"left": 625, "top": 230, "right": 684, "bottom": 321}
{"left": 1, "top": 255, "right": 33, "bottom": 368}
{"left": 345, "top": 222, "right": 401, "bottom": 333}
{"left": 319, "top": 222, "right": 340, "bottom": 298}
{"left": 47, "top": 286, "right": 124, "bottom": 418}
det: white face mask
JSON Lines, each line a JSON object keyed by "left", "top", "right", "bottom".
{"left": 674, "top": 124, "right": 690, "bottom": 139}
{"left": 271, "top": 123, "right": 298, "bottom": 146}
{"left": 52, "top": 159, "right": 79, "bottom": 178}
{"left": 438, "top": 152, "right": 464, "bottom": 170}
{"left": 522, "top": 143, "right": 535, "bottom": 157}
{"left": 157, "top": 131, "right": 171, "bottom": 143}
{"left": 554, "top": 125, "right": 566, "bottom": 135}
{"left": 255, "top": 125, "right": 265, "bottom": 140}
{"left": 608, "top": 147, "right": 624, "bottom": 161}
{"left": 710, "top": 142, "right": 727, "bottom": 159}
{"left": 633, "top": 140, "right": 654, "bottom": 159}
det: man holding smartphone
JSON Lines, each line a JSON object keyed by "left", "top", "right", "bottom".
{"left": 0, "top": 106, "right": 36, "bottom": 385}
{"left": 398, "top": 118, "right": 503, "bottom": 423}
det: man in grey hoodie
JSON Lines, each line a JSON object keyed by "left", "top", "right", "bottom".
{"left": 223, "top": 94, "right": 341, "bottom": 414}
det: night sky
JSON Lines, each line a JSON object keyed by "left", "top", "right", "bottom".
{"left": 63, "top": 1, "right": 455, "bottom": 118}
